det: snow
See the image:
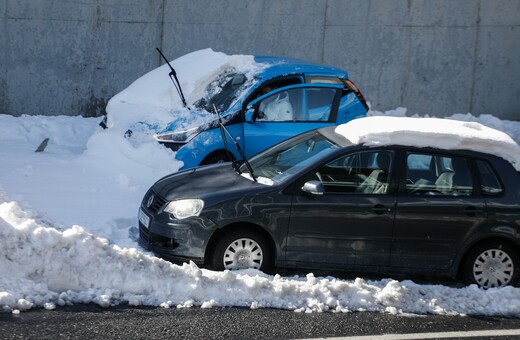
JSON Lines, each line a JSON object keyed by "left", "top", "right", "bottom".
{"left": 336, "top": 115, "right": 520, "bottom": 171}
{"left": 1, "top": 50, "right": 520, "bottom": 316}
{"left": 103, "top": 48, "right": 261, "bottom": 149}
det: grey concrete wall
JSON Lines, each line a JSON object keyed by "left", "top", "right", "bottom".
{"left": 1, "top": 0, "right": 519, "bottom": 120}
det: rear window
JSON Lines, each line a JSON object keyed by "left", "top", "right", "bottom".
{"left": 305, "top": 76, "right": 343, "bottom": 85}
{"left": 476, "top": 160, "right": 503, "bottom": 195}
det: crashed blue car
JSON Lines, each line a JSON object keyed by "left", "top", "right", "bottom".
{"left": 154, "top": 55, "right": 368, "bottom": 169}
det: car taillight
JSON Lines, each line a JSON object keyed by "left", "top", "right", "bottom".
{"left": 344, "top": 79, "right": 369, "bottom": 111}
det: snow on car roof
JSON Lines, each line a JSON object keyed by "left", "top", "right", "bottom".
{"left": 335, "top": 116, "right": 520, "bottom": 171}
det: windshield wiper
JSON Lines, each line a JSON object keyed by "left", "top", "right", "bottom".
{"left": 156, "top": 48, "right": 189, "bottom": 109}
{"left": 213, "top": 105, "right": 257, "bottom": 182}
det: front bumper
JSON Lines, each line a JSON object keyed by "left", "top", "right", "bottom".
{"left": 138, "top": 222, "right": 204, "bottom": 265}
{"left": 138, "top": 196, "right": 216, "bottom": 265}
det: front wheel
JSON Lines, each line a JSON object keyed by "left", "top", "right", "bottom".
{"left": 200, "top": 151, "right": 231, "bottom": 166}
{"left": 211, "top": 230, "right": 272, "bottom": 272}
{"left": 462, "top": 241, "right": 519, "bottom": 288}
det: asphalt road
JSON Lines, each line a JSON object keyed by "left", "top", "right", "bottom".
{"left": 2, "top": 304, "right": 520, "bottom": 340}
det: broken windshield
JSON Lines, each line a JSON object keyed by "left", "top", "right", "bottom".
{"left": 194, "top": 71, "right": 252, "bottom": 113}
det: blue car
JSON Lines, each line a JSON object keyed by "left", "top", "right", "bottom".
{"left": 154, "top": 56, "right": 368, "bottom": 170}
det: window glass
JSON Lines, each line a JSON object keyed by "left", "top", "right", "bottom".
{"left": 406, "top": 153, "right": 473, "bottom": 196}
{"left": 476, "top": 160, "right": 503, "bottom": 195}
{"left": 305, "top": 76, "right": 343, "bottom": 84}
{"left": 311, "top": 150, "right": 393, "bottom": 194}
{"left": 244, "top": 130, "right": 339, "bottom": 184}
{"left": 408, "top": 154, "right": 433, "bottom": 170}
{"left": 257, "top": 88, "right": 299, "bottom": 121}
{"left": 306, "top": 88, "right": 336, "bottom": 121}
{"left": 257, "top": 87, "right": 336, "bottom": 122}
{"left": 194, "top": 72, "right": 252, "bottom": 112}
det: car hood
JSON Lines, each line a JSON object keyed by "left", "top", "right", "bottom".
{"left": 152, "top": 163, "right": 264, "bottom": 202}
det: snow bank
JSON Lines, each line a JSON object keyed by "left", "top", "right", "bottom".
{"left": 0, "top": 114, "right": 178, "bottom": 247}
{"left": 339, "top": 115, "right": 520, "bottom": 171}
{"left": 2, "top": 201, "right": 520, "bottom": 316}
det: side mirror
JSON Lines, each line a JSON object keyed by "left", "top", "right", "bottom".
{"left": 245, "top": 107, "right": 256, "bottom": 123}
{"left": 302, "top": 180, "right": 324, "bottom": 195}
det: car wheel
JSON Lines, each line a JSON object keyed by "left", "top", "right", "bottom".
{"left": 462, "top": 241, "right": 519, "bottom": 288}
{"left": 211, "top": 230, "right": 271, "bottom": 271}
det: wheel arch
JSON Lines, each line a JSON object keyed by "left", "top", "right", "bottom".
{"left": 200, "top": 149, "right": 236, "bottom": 166}
{"left": 456, "top": 235, "right": 520, "bottom": 279}
{"left": 204, "top": 222, "right": 277, "bottom": 266}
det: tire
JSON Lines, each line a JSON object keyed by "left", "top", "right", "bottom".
{"left": 210, "top": 229, "right": 272, "bottom": 272}
{"left": 200, "top": 151, "right": 231, "bottom": 166}
{"left": 462, "top": 241, "right": 520, "bottom": 288}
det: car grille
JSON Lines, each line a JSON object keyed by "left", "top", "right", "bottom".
{"left": 139, "top": 223, "right": 150, "bottom": 243}
{"left": 146, "top": 191, "right": 167, "bottom": 213}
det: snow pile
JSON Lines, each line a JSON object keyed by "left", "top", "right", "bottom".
{"left": 340, "top": 115, "right": 520, "bottom": 171}
{"left": 2, "top": 201, "right": 520, "bottom": 316}
{"left": 0, "top": 114, "right": 178, "bottom": 247}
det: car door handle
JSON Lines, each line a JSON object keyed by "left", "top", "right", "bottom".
{"left": 372, "top": 204, "right": 391, "bottom": 215}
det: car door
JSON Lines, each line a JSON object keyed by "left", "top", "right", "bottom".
{"left": 392, "top": 151, "right": 486, "bottom": 270}
{"left": 243, "top": 84, "right": 343, "bottom": 158}
{"left": 285, "top": 150, "right": 397, "bottom": 267}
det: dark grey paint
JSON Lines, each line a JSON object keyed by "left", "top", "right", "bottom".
{"left": 139, "top": 132, "right": 520, "bottom": 280}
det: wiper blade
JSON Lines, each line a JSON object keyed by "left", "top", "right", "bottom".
{"left": 213, "top": 105, "right": 257, "bottom": 182}
{"left": 156, "top": 48, "right": 189, "bottom": 109}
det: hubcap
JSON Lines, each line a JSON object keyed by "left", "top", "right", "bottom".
{"left": 223, "top": 238, "right": 263, "bottom": 270}
{"left": 473, "top": 248, "right": 514, "bottom": 288}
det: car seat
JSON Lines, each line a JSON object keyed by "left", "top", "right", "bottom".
{"left": 263, "top": 92, "right": 293, "bottom": 121}
{"left": 358, "top": 152, "right": 392, "bottom": 194}
{"left": 435, "top": 157, "right": 472, "bottom": 194}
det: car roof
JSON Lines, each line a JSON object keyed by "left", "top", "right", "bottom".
{"left": 253, "top": 56, "right": 349, "bottom": 80}
{"left": 332, "top": 116, "right": 520, "bottom": 171}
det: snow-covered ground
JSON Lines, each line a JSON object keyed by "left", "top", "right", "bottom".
{"left": 1, "top": 50, "right": 520, "bottom": 316}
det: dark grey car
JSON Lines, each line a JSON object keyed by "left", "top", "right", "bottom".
{"left": 138, "top": 126, "right": 520, "bottom": 288}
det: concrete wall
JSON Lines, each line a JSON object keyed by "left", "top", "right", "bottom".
{"left": 1, "top": 0, "right": 519, "bottom": 120}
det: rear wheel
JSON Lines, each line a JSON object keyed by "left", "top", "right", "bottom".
{"left": 462, "top": 241, "right": 519, "bottom": 288}
{"left": 211, "top": 230, "right": 272, "bottom": 271}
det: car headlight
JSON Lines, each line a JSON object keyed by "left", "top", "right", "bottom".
{"left": 163, "top": 199, "right": 204, "bottom": 219}
{"left": 154, "top": 127, "right": 199, "bottom": 143}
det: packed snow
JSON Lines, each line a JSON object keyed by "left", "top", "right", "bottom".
{"left": 336, "top": 116, "right": 520, "bottom": 171}
{"left": 1, "top": 49, "right": 520, "bottom": 316}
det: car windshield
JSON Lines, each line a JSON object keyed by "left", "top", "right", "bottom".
{"left": 194, "top": 71, "right": 253, "bottom": 113}
{"left": 241, "top": 130, "right": 340, "bottom": 184}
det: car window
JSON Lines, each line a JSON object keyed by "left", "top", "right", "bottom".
{"left": 194, "top": 71, "right": 253, "bottom": 112}
{"left": 476, "top": 160, "right": 503, "bottom": 195}
{"left": 311, "top": 150, "right": 393, "bottom": 194}
{"left": 257, "top": 88, "right": 299, "bottom": 121}
{"left": 256, "top": 87, "right": 337, "bottom": 122}
{"left": 306, "top": 88, "right": 336, "bottom": 121}
{"left": 408, "top": 154, "right": 433, "bottom": 170}
{"left": 244, "top": 130, "right": 340, "bottom": 184}
{"left": 406, "top": 153, "right": 473, "bottom": 196}
{"left": 305, "top": 76, "right": 343, "bottom": 84}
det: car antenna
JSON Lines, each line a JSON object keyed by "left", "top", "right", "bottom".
{"left": 213, "top": 104, "right": 257, "bottom": 182}
{"left": 156, "top": 48, "right": 189, "bottom": 109}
